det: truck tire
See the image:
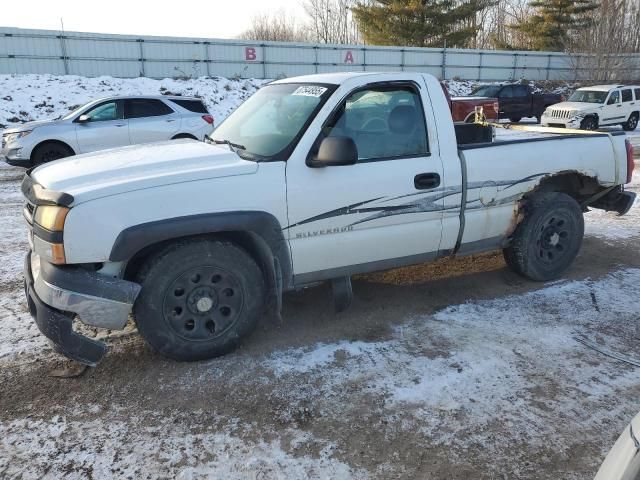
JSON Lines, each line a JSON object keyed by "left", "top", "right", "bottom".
{"left": 580, "top": 116, "right": 598, "bottom": 131}
{"left": 31, "top": 142, "right": 74, "bottom": 166}
{"left": 623, "top": 113, "right": 639, "bottom": 131}
{"left": 133, "top": 239, "right": 265, "bottom": 361}
{"left": 503, "top": 192, "right": 584, "bottom": 282}
{"left": 509, "top": 117, "right": 522, "bottom": 123}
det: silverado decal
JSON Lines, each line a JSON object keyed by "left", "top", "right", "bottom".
{"left": 285, "top": 173, "right": 549, "bottom": 231}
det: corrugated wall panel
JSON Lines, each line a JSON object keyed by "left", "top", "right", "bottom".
{"left": 1, "top": 27, "right": 638, "bottom": 81}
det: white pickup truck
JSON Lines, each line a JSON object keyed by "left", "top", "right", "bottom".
{"left": 21, "top": 72, "right": 636, "bottom": 365}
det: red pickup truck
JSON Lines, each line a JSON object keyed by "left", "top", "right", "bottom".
{"left": 440, "top": 83, "right": 499, "bottom": 123}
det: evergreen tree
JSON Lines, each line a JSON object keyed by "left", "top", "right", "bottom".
{"left": 352, "top": 0, "right": 494, "bottom": 48}
{"left": 511, "top": 0, "right": 598, "bottom": 51}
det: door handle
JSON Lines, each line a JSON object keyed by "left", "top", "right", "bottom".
{"left": 414, "top": 173, "right": 440, "bottom": 190}
{"left": 115, "top": 123, "right": 126, "bottom": 127}
{"left": 166, "top": 119, "right": 177, "bottom": 122}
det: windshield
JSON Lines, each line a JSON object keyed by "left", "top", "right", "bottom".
{"left": 211, "top": 83, "right": 335, "bottom": 160}
{"left": 471, "top": 86, "right": 501, "bottom": 97}
{"left": 568, "top": 90, "right": 608, "bottom": 104}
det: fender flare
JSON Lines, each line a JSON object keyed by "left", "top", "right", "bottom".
{"left": 109, "top": 211, "right": 292, "bottom": 290}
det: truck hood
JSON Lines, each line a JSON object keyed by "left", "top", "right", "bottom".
{"left": 546, "top": 102, "right": 603, "bottom": 112}
{"left": 31, "top": 140, "right": 258, "bottom": 204}
{"left": 3, "top": 118, "right": 64, "bottom": 134}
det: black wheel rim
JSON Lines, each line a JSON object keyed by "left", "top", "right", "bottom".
{"left": 162, "top": 266, "right": 245, "bottom": 341}
{"left": 630, "top": 116, "right": 638, "bottom": 129}
{"left": 535, "top": 215, "right": 571, "bottom": 265}
{"left": 584, "top": 120, "right": 596, "bottom": 130}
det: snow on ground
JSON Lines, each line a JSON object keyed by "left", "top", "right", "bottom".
{"left": 1, "top": 412, "right": 366, "bottom": 479}
{"left": 1, "top": 268, "right": 640, "bottom": 477}
{"left": 261, "top": 268, "right": 640, "bottom": 446}
{"left": 0, "top": 74, "right": 267, "bottom": 128}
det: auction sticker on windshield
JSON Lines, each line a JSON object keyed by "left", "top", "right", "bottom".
{"left": 293, "top": 86, "right": 328, "bottom": 97}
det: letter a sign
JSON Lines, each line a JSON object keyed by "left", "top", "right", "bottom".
{"left": 344, "top": 51, "right": 354, "bottom": 64}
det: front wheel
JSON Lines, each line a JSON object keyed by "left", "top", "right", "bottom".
{"left": 31, "top": 142, "right": 74, "bottom": 166}
{"left": 580, "top": 116, "right": 598, "bottom": 131}
{"left": 133, "top": 239, "right": 265, "bottom": 361}
{"left": 509, "top": 117, "right": 522, "bottom": 123}
{"left": 503, "top": 192, "right": 584, "bottom": 282}
{"left": 623, "top": 113, "right": 639, "bottom": 131}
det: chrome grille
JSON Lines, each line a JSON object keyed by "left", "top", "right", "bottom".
{"left": 547, "top": 109, "right": 572, "bottom": 119}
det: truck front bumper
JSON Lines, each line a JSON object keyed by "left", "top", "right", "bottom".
{"left": 540, "top": 115, "right": 582, "bottom": 129}
{"left": 24, "top": 252, "right": 141, "bottom": 365}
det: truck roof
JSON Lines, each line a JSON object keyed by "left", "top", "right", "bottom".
{"left": 271, "top": 72, "right": 412, "bottom": 85}
{"left": 91, "top": 94, "right": 203, "bottom": 102}
{"left": 576, "top": 84, "right": 634, "bottom": 92}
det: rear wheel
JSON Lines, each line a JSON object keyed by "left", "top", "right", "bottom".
{"left": 503, "top": 192, "right": 584, "bottom": 281}
{"left": 623, "top": 112, "right": 639, "bottom": 131}
{"left": 31, "top": 142, "right": 74, "bottom": 166}
{"left": 509, "top": 117, "right": 522, "bottom": 123}
{"left": 580, "top": 116, "right": 598, "bottom": 131}
{"left": 133, "top": 239, "right": 265, "bottom": 361}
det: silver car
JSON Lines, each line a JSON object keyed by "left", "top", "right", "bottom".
{"left": 1, "top": 95, "right": 215, "bottom": 167}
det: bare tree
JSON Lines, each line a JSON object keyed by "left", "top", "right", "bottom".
{"left": 569, "top": 0, "right": 640, "bottom": 81}
{"left": 302, "top": 0, "right": 361, "bottom": 44}
{"left": 239, "top": 10, "right": 311, "bottom": 42}
{"left": 477, "top": 0, "right": 533, "bottom": 50}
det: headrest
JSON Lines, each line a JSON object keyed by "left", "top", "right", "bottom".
{"left": 389, "top": 105, "right": 417, "bottom": 134}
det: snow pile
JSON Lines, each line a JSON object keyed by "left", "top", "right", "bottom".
{"left": 0, "top": 74, "right": 267, "bottom": 129}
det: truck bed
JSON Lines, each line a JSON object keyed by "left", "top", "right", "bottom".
{"left": 455, "top": 130, "right": 629, "bottom": 252}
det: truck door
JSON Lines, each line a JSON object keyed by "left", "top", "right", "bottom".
{"left": 602, "top": 90, "right": 622, "bottom": 125}
{"left": 285, "top": 82, "right": 445, "bottom": 282}
{"left": 74, "top": 100, "right": 129, "bottom": 153}
{"left": 498, "top": 86, "right": 515, "bottom": 119}
{"left": 512, "top": 85, "right": 531, "bottom": 119}
{"left": 621, "top": 88, "right": 635, "bottom": 122}
{"left": 125, "top": 99, "right": 181, "bottom": 144}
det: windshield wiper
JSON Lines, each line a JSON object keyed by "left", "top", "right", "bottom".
{"left": 206, "top": 135, "right": 265, "bottom": 161}
{"left": 208, "top": 137, "right": 247, "bottom": 152}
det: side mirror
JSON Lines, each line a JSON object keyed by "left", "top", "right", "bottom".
{"left": 77, "top": 114, "right": 91, "bottom": 123}
{"left": 307, "top": 136, "right": 358, "bottom": 168}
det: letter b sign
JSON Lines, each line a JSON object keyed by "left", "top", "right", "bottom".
{"left": 245, "top": 47, "right": 257, "bottom": 61}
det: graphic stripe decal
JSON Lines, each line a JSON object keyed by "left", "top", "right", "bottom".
{"left": 285, "top": 173, "right": 549, "bottom": 230}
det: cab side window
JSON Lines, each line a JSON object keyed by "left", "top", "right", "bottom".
{"left": 513, "top": 85, "right": 528, "bottom": 97}
{"left": 83, "top": 101, "right": 120, "bottom": 122}
{"left": 500, "top": 86, "right": 514, "bottom": 98}
{"left": 125, "top": 99, "right": 174, "bottom": 119}
{"left": 622, "top": 89, "right": 633, "bottom": 103}
{"left": 607, "top": 91, "right": 620, "bottom": 105}
{"left": 321, "top": 86, "right": 429, "bottom": 161}
{"left": 635, "top": 88, "right": 640, "bottom": 101}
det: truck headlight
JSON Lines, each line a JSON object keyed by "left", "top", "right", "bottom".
{"left": 34, "top": 205, "right": 69, "bottom": 231}
{"left": 4, "top": 130, "right": 32, "bottom": 143}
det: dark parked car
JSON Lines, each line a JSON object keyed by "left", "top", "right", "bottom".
{"left": 465, "top": 84, "right": 563, "bottom": 123}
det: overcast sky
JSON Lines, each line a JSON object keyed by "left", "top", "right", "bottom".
{"left": 2, "top": 0, "right": 307, "bottom": 39}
